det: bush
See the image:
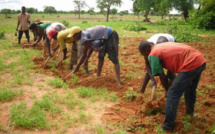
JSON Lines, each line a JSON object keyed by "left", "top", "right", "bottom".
{"left": 82, "top": 20, "right": 88, "bottom": 23}
{"left": 61, "top": 20, "right": 69, "bottom": 27}
{"left": 189, "top": 10, "right": 215, "bottom": 29}
{"left": 0, "top": 31, "right": 5, "bottom": 39}
{"left": 167, "top": 25, "right": 201, "bottom": 42}
{"left": 124, "top": 22, "right": 147, "bottom": 31}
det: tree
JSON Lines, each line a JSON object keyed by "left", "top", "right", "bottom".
{"left": 119, "top": 10, "right": 129, "bottom": 16}
{"left": 110, "top": 8, "right": 118, "bottom": 14}
{"left": 26, "top": 7, "right": 38, "bottom": 14}
{"left": 136, "top": 0, "right": 155, "bottom": 22}
{"left": 88, "top": 8, "right": 95, "bottom": 15}
{"left": 154, "top": 0, "right": 172, "bottom": 19}
{"left": 1, "top": 9, "right": 11, "bottom": 18}
{"left": 81, "top": 10, "right": 86, "bottom": 14}
{"left": 170, "top": 0, "right": 197, "bottom": 21}
{"left": 73, "top": 0, "right": 86, "bottom": 19}
{"left": 189, "top": 0, "right": 215, "bottom": 29}
{"left": 133, "top": 0, "right": 141, "bottom": 18}
{"left": 43, "top": 6, "right": 57, "bottom": 14}
{"left": 96, "top": 0, "right": 122, "bottom": 22}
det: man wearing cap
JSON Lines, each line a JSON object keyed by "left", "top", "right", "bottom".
{"left": 139, "top": 33, "right": 176, "bottom": 100}
{"left": 71, "top": 25, "right": 121, "bottom": 87}
{"left": 48, "top": 26, "right": 81, "bottom": 70}
{"left": 16, "top": 6, "right": 31, "bottom": 44}
{"left": 139, "top": 41, "right": 206, "bottom": 131}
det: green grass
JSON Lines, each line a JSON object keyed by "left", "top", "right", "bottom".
{"left": 34, "top": 95, "right": 61, "bottom": 114}
{"left": 48, "top": 77, "right": 68, "bottom": 89}
{"left": 124, "top": 88, "right": 138, "bottom": 102}
{"left": 76, "top": 86, "right": 119, "bottom": 102}
{"left": 0, "top": 87, "right": 20, "bottom": 102}
{"left": 95, "top": 125, "right": 106, "bottom": 134}
{"left": 10, "top": 102, "right": 47, "bottom": 129}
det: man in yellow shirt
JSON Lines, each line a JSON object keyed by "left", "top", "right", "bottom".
{"left": 16, "top": 6, "right": 31, "bottom": 44}
{"left": 48, "top": 26, "right": 81, "bottom": 70}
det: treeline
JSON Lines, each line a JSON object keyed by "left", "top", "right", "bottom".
{"left": 134, "top": 0, "right": 215, "bottom": 29}
{"left": 1, "top": 0, "right": 214, "bottom": 29}
{"left": 0, "top": 7, "right": 129, "bottom": 16}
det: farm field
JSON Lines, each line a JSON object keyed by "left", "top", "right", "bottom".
{"left": 0, "top": 14, "right": 215, "bottom": 134}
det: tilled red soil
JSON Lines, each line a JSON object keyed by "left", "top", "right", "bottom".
{"left": 30, "top": 36, "right": 215, "bottom": 133}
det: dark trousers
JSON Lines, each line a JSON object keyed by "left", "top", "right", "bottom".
{"left": 18, "top": 30, "right": 30, "bottom": 40}
{"left": 163, "top": 63, "right": 206, "bottom": 129}
{"left": 98, "top": 30, "right": 119, "bottom": 64}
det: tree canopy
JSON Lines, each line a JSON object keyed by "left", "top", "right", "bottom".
{"left": 43, "top": 6, "right": 57, "bottom": 14}
{"left": 96, "top": 0, "right": 122, "bottom": 22}
{"left": 73, "top": 0, "right": 86, "bottom": 19}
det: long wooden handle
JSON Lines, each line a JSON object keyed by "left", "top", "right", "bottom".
{"left": 44, "top": 56, "right": 51, "bottom": 68}
{"left": 63, "top": 72, "right": 73, "bottom": 81}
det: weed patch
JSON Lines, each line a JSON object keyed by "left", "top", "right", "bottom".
{"left": 124, "top": 22, "right": 147, "bottom": 31}
{"left": 0, "top": 87, "right": 20, "bottom": 102}
{"left": 76, "top": 86, "right": 119, "bottom": 102}
{"left": 124, "top": 88, "right": 138, "bottom": 101}
{"left": 10, "top": 102, "right": 47, "bottom": 129}
{"left": 48, "top": 77, "right": 68, "bottom": 88}
{"left": 0, "top": 31, "right": 5, "bottom": 39}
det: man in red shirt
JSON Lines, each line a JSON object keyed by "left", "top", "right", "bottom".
{"left": 139, "top": 41, "right": 206, "bottom": 131}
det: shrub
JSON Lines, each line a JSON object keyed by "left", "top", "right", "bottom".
{"left": 167, "top": 25, "right": 201, "bottom": 42}
{"left": 0, "top": 31, "right": 5, "bottom": 39}
{"left": 124, "top": 22, "right": 147, "bottom": 31}
{"left": 82, "top": 20, "right": 88, "bottom": 23}
{"left": 189, "top": 10, "right": 215, "bottom": 29}
{"left": 61, "top": 20, "right": 69, "bottom": 27}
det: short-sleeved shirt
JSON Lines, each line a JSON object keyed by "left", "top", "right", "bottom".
{"left": 57, "top": 29, "right": 75, "bottom": 49}
{"left": 45, "top": 22, "right": 66, "bottom": 35}
{"left": 38, "top": 23, "right": 51, "bottom": 32}
{"left": 17, "top": 13, "right": 30, "bottom": 30}
{"left": 148, "top": 42, "right": 206, "bottom": 76}
{"left": 80, "top": 25, "right": 112, "bottom": 44}
{"left": 147, "top": 33, "right": 175, "bottom": 44}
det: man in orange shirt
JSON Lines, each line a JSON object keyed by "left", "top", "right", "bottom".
{"left": 16, "top": 6, "right": 31, "bottom": 44}
{"left": 139, "top": 41, "right": 206, "bottom": 131}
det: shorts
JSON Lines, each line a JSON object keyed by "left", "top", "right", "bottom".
{"left": 98, "top": 30, "right": 119, "bottom": 64}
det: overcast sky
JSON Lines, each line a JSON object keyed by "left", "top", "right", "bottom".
{"left": 0, "top": 0, "right": 134, "bottom": 12}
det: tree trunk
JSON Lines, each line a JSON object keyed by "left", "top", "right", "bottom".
{"left": 161, "top": 14, "right": 164, "bottom": 20}
{"left": 143, "top": 10, "right": 150, "bottom": 22}
{"left": 183, "top": 9, "right": 189, "bottom": 22}
{"left": 78, "top": 10, "right": 80, "bottom": 19}
{"left": 106, "top": 7, "right": 110, "bottom": 22}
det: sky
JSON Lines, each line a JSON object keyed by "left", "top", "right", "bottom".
{"left": 0, "top": 0, "right": 134, "bottom": 13}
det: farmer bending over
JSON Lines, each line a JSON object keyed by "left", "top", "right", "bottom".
{"left": 29, "top": 22, "right": 51, "bottom": 46}
{"left": 139, "top": 33, "right": 176, "bottom": 99}
{"left": 48, "top": 26, "right": 81, "bottom": 70}
{"left": 44, "top": 22, "right": 67, "bottom": 57}
{"left": 71, "top": 25, "right": 121, "bottom": 86}
{"left": 139, "top": 41, "right": 206, "bottom": 131}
